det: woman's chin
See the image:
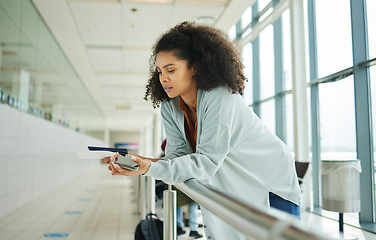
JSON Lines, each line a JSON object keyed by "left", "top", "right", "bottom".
{"left": 166, "top": 93, "right": 177, "bottom": 99}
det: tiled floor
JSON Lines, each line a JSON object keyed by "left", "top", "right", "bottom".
{"left": 0, "top": 165, "right": 140, "bottom": 240}
{"left": 0, "top": 164, "right": 375, "bottom": 240}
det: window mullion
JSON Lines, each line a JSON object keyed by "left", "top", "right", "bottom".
{"left": 350, "top": 0, "right": 375, "bottom": 224}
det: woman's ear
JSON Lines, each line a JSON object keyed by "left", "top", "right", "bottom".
{"left": 192, "top": 63, "right": 197, "bottom": 73}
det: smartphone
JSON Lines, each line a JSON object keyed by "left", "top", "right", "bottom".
{"left": 114, "top": 154, "right": 139, "bottom": 171}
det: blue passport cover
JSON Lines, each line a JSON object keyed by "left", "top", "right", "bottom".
{"left": 88, "top": 146, "right": 128, "bottom": 156}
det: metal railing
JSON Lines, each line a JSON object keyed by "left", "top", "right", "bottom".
{"left": 175, "top": 179, "right": 329, "bottom": 240}
{"left": 137, "top": 176, "right": 329, "bottom": 240}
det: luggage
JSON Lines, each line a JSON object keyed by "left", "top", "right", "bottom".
{"left": 135, "top": 213, "right": 163, "bottom": 240}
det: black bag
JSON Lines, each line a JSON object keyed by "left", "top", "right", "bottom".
{"left": 134, "top": 213, "right": 163, "bottom": 240}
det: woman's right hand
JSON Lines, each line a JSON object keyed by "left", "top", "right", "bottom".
{"left": 107, "top": 152, "right": 152, "bottom": 176}
{"left": 101, "top": 156, "right": 112, "bottom": 164}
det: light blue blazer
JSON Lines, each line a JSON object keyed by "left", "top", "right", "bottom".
{"left": 145, "top": 86, "right": 301, "bottom": 239}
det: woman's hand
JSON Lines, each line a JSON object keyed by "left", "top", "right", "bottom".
{"left": 107, "top": 152, "right": 151, "bottom": 176}
{"left": 101, "top": 156, "right": 112, "bottom": 164}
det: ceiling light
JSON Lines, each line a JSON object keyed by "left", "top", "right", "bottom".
{"left": 181, "top": 0, "right": 229, "bottom": 4}
{"left": 116, "top": 105, "right": 131, "bottom": 110}
{"left": 2, "top": 50, "right": 17, "bottom": 56}
{"left": 126, "top": 0, "right": 173, "bottom": 3}
{"left": 196, "top": 16, "right": 216, "bottom": 26}
{"left": 67, "top": 0, "right": 121, "bottom": 3}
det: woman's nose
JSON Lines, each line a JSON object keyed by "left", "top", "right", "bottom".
{"left": 160, "top": 74, "right": 168, "bottom": 82}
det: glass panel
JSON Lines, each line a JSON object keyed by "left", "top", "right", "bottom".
{"left": 282, "top": 9, "right": 292, "bottom": 91}
{"left": 367, "top": 0, "right": 376, "bottom": 59}
{"left": 228, "top": 25, "right": 236, "bottom": 41}
{"left": 260, "top": 99, "right": 275, "bottom": 134}
{"left": 258, "top": 0, "right": 271, "bottom": 12}
{"left": 371, "top": 65, "right": 376, "bottom": 216}
{"left": 0, "top": 0, "right": 103, "bottom": 131}
{"left": 259, "top": 25, "right": 275, "bottom": 99}
{"left": 242, "top": 42, "right": 253, "bottom": 105}
{"left": 241, "top": 6, "right": 252, "bottom": 30}
{"left": 319, "top": 76, "right": 357, "bottom": 160}
{"left": 304, "top": 0, "right": 310, "bottom": 83}
{"left": 306, "top": 88, "right": 312, "bottom": 160}
{"left": 285, "top": 94, "right": 294, "bottom": 153}
{"left": 315, "top": 0, "right": 352, "bottom": 78}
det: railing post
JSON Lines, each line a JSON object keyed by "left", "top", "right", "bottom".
{"left": 139, "top": 175, "right": 146, "bottom": 218}
{"left": 132, "top": 175, "right": 140, "bottom": 215}
{"left": 147, "top": 176, "right": 156, "bottom": 214}
{"left": 163, "top": 185, "right": 176, "bottom": 240}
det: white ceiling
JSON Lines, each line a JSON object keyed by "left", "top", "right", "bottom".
{"left": 29, "top": 0, "right": 253, "bottom": 132}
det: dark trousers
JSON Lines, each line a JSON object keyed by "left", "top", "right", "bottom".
{"left": 269, "top": 192, "right": 301, "bottom": 218}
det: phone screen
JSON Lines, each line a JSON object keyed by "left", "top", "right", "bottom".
{"left": 113, "top": 155, "right": 139, "bottom": 171}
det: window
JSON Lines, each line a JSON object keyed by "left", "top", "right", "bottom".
{"left": 228, "top": 25, "right": 236, "bottom": 41}
{"left": 242, "top": 42, "right": 253, "bottom": 105}
{"left": 259, "top": 25, "right": 275, "bottom": 99}
{"left": 367, "top": 0, "right": 376, "bottom": 59}
{"left": 371, "top": 65, "right": 376, "bottom": 213}
{"left": 260, "top": 99, "right": 276, "bottom": 134}
{"left": 282, "top": 9, "right": 292, "bottom": 91}
{"left": 258, "top": 0, "right": 271, "bottom": 12}
{"left": 285, "top": 94, "right": 294, "bottom": 152}
{"left": 315, "top": 0, "right": 352, "bottom": 78}
{"left": 372, "top": 66, "right": 376, "bottom": 160}
{"left": 241, "top": 6, "right": 252, "bottom": 30}
{"left": 319, "top": 76, "right": 357, "bottom": 161}
{"left": 235, "top": 0, "right": 375, "bottom": 226}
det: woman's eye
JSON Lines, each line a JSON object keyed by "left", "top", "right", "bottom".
{"left": 168, "top": 69, "right": 175, "bottom": 73}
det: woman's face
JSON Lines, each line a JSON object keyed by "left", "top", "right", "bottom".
{"left": 156, "top": 51, "right": 197, "bottom": 101}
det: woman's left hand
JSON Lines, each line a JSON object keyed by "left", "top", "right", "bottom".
{"left": 108, "top": 153, "right": 151, "bottom": 176}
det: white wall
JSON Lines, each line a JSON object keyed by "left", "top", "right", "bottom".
{"left": 86, "top": 130, "right": 105, "bottom": 142}
{"left": 0, "top": 104, "right": 106, "bottom": 218}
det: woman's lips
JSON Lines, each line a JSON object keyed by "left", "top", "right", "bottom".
{"left": 164, "top": 87, "right": 172, "bottom": 93}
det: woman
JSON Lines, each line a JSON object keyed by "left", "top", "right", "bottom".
{"left": 108, "top": 21, "right": 301, "bottom": 239}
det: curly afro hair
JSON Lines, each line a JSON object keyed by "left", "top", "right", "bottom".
{"left": 144, "top": 21, "right": 247, "bottom": 108}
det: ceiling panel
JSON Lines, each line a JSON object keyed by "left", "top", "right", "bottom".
{"left": 87, "top": 48, "right": 123, "bottom": 72}
{"left": 122, "top": 48, "right": 150, "bottom": 72}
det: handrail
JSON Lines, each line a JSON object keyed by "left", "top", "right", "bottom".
{"left": 174, "top": 179, "right": 330, "bottom": 240}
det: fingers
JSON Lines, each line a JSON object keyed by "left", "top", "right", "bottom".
{"left": 102, "top": 157, "right": 111, "bottom": 164}
{"left": 111, "top": 163, "right": 119, "bottom": 175}
{"left": 131, "top": 155, "right": 140, "bottom": 164}
{"left": 110, "top": 163, "right": 121, "bottom": 176}
{"left": 108, "top": 162, "right": 132, "bottom": 176}
{"left": 110, "top": 152, "right": 119, "bottom": 162}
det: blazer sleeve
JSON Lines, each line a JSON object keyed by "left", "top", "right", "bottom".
{"left": 145, "top": 90, "right": 233, "bottom": 184}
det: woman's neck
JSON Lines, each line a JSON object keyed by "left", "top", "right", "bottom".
{"left": 181, "top": 90, "right": 197, "bottom": 110}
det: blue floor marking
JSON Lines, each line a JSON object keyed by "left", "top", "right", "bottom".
{"left": 43, "top": 232, "right": 69, "bottom": 238}
{"left": 65, "top": 211, "right": 83, "bottom": 214}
